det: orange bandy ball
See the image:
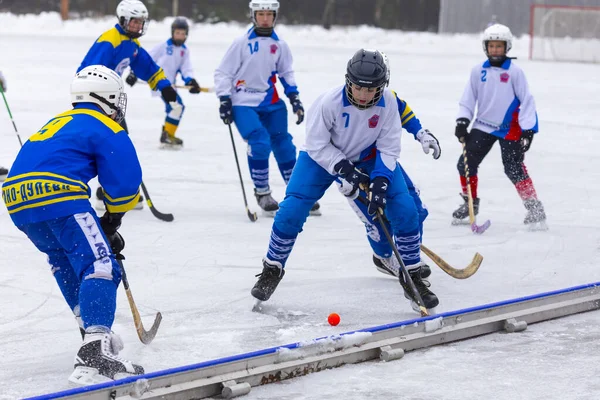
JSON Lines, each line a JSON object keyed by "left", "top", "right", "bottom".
{"left": 328, "top": 313, "right": 340, "bottom": 326}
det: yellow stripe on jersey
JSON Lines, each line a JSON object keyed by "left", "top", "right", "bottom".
{"left": 147, "top": 69, "right": 168, "bottom": 90}
{"left": 96, "top": 27, "right": 129, "bottom": 48}
{"left": 104, "top": 191, "right": 141, "bottom": 213}
{"left": 4, "top": 172, "right": 89, "bottom": 190}
{"left": 55, "top": 109, "right": 124, "bottom": 134}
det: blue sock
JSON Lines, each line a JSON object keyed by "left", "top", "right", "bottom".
{"left": 394, "top": 229, "right": 421, "bottom": 268}
{"left": 266, "top": 225, "right": 297, "bottom": 268}
{"left": 79, "top": 278, "right": 117, "bottom": 329}
{"left": 248, "top": 158, "right": 270, "bottom": 191}
{"left": 277, "top": 159, "right": 296, "bottom": 184}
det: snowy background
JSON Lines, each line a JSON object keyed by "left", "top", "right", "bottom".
{"left": 1, "top": 13, "right": 599, "bottom": 400}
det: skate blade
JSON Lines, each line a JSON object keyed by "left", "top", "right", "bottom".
{"left": 408, "top": 300, "right": 437, "bottom": 316}
{"left": 133, "top": 201, "right": 144, "bottom": 210}
{"left": 260, "top": 210, "right": 277, "bottom": 218}
{"left": 451, "top": 218, "right": 469, "bottom": 226}
{"left": 527, "top": 221, "right": 548, "bottom": 231}
{"left": 252, "top": 299, "right": 264, "bottom": 312}
{"left": 94, "top": 199, "right": 106, "bottom": 212}
{"left": 309, "top": 209, "right": 322, "bottom": 217}
{"left": 375, "top": 265, "right": 399, "bottom": 278}
{"left": 159, "top": 143, "right": 183, "bottom": 150}
{"left": 68, "top": 366, "right": 112, "bottom": 386}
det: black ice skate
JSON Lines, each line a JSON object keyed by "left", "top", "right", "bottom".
{"left": 372, "top": 254, "right": 431, "bottom": 278}
{"left": 0, "top": 166, "right": 8, "bottom": 182}
{"left": 309, "top": 201, "right": 322, "bottom": 216}
{"left": 68, "top": 330, "right": 144, "bottom": 385}
{"left": 451, "top": 193, "right": 480, "bottom": 225}
{"left": 160, "top": 129, "right": 183, "bottom": 149}
{"left": 251, "top": 259, "right": 285, "bottom": 302}
{"left": 523, "top": 199, "right": 548, "bottom": 231}
{"left": 399, "top": 266, "right": 439, "bottom": 311}
{"left": 95, "top": 186, "right": 143, "bottom": 211}
{"left": 254, "top": 189, "right": 279, "bottom": 216}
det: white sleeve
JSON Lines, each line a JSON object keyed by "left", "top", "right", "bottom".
{"left": 276, "top": 40, "right": 298, "bottom": 95}
{"left": 304, "top": 95, "right": 346, "bottom": 174}
{"left": 375, "top": 106, "right": 402, "bottom": 172}
{"left": 148, "top": 42, "right": 164, "bottom": 64}
{"left": 457, "top": 66, "right": 478, "bottom": 121}
{"left": 214, "top": 38, "right": 243, "bottom": 98}
{"left": 513, "top": 67, "right": 538, "bottom": 131}
{"left": 180, "top": 49, "right": 195, "bottom": 81}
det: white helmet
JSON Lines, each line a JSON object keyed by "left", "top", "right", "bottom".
{"left": 249, "top": 0, "right": 280, "bottom": 35}
{"left": 482, "top": 23, "right": 513, "bottom": 56}
{"left": 117, "top": 0, "right": 149, "bottom": 38}
{"left": 71, "top": 65, "right": 127, "bottom": 123}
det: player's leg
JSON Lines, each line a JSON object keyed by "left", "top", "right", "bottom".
{"left": 499, "top": 137, "right": 547, "bottom": 226}
{"left": 452, "top": 129, "right": 496, "bottom": 222}
{"left": 47, "top": 212, "right": 143, "bottom": 383}
{"left": 233, "top": 105, "right": 278, "bottom": 214}
{"left": 160, "top": 92, "right": 185, "bottom": 148}
{"left": 251, "top": 152, "right": 334, "bottom": 301}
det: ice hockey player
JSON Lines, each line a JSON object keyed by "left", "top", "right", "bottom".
{"left": 339, "top": 52, "right": 440, "bottom": 279}
{"left": 251, "top": 49, "right": 439, "bottom": 312}
{"left": 1, "top": 65, "right": 145, "bottom": 384}
{"left": 0, "top": 70, "right": 9, "bottom": 181}
{"left": 214, "top": 0, "right": 320, "bottom": 215}
{"left": 453, "top": 23, "right": 546, "bottom": 229}
{"left": 77, "top": 0, "right": 177, "bottom": 209}
{"left": 125, "top": 16, "right": 201, "bottom": 148}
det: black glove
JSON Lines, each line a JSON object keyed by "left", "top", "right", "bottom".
{"left": 99, "top": 212, "right": 123, "bottom": 235}
{"left": 187, "top": 78, "right": 201, "bottom": 94}
{"left": 125, "top": 72, "right": 137, "bottom": 87}
{"left": 161, "top": 86, "right": 177, "bottom": 103}
{"left": 367, "top": 177, "right": 389, "bottom": 216}
{"left": 520, "top": 130, "right": 535, "bottom": 152}
{"left": 219, "top": 96, "right": 233, "bottom": 124}
{"left": 334, "top": 159, "right": 370, "bottom": 196}
{"left": 455, "top": 118, "right": 470, "bottom": 143}
{"left": 107, "top": 231, "right": 125, "bottom": 255}
{"left": 288, "top": 93, "right": 304, "bottom": 125}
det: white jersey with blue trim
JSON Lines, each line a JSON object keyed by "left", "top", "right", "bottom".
{"left": 457, "top": 59, "right": 538, "bottom": 139}
{"left": 214, "top": 28, "right": 298, "bottom": 107}
{"left": 149, "top": 39, "right": 194, "bottom": 88}
{"left": 303, "top": 85, "right": 402, "bottom": 179}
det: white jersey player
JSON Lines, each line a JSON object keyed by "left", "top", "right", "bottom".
{"left": 251, "top": 49, "right": 439, "bottom": 313}
{"left": 125, "top": 17, "right": 201, "bottom": 148}
{"left": 214, "top": 0, "right": 318, "bottom": 215}
{"left": 452, "top": 23, "right": 546, "bottom": 228}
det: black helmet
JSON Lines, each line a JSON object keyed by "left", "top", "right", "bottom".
{"left": 171, "top": 17, "right": 189, "bottom": 46}
{"left": 345, "top": 49, "right": 388, "bottom": 110}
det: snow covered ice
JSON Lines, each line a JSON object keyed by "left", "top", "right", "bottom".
{"left": 1, "top": 13, "right": 600, "bottom": 400}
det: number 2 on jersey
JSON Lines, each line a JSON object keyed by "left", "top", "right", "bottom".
{"left": 481, "top": 70, "right": 487, "bottom": 82}
{"left": 29, "top": 116, "right": 73, "bottom": 142}
{"left": 248, "top": 42, "right": 259, "bottom": 54}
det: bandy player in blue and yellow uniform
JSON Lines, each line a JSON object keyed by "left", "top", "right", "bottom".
{"left": 2, "top": 66, "right": 144, "bottom": 384}
{"left": 452, "top": 24, "right": 546, "bottom": 229}
{"left": 214, "top": 0, "right": 319, "bottom": 216}
{"left": 78, "top": 0, "right": 178, "bottom": 209}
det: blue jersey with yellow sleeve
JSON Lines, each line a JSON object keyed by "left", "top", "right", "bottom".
{"left": 2, "top": 104, "right": 142, "bottom": 226}
{"left": 391, "top": 91, "right": 423, "bottom": 138}
{"left": 78, "top": 24, "right": 170, "bottom": 91}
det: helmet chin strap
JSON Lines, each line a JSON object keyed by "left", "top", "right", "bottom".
{"left": 89, "top": 92, "right": 123, "bottom": 122}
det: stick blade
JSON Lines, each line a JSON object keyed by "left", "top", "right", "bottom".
{"left": 247, "top": 208, "right": 258, "bottom": 222}
{"left": 139, "top": 312, "right": 163, "bottom": 344}
{"left": 471, "top": 219, "right": 491, "bottom": 234}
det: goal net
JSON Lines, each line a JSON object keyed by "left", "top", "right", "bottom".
{"left": 529, "top": 4, "right": 600, "bottom": 63}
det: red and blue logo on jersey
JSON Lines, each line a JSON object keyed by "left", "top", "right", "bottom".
{"left": 500, "top": 72, "right": 510, "bottom": 83}
{"left": 270, "top": 44, "right": 278, "bottom": 54}
{"left": 368, "top": 115, "right": 379, "bottom": 128}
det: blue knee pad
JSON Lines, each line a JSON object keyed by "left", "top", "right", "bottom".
{"left": 246, "top": 127, "right": 272, "bottom": 160}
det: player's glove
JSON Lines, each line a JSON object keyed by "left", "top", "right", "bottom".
{"left": 99, "top": 212, "right": 125, "bottom": 255}
{"left": 187, "top": 79, "right": 201, "bottom": 94}
{"left": 455, "top": 118, "right": 470, "bottom": 143}
{"left": 334, "top": 159, "right": 370, "bottom": 197}
{"left": 416, "top": 128, "right": 441, "bottom": 160}
{"left": 161, "top": 86, "right": 177, "bottom": 103}
{"left": 107, "top": 231, "right": 125, "bottom": 255}
{"left": 288, "top": 93, "right": 304, "bottom": 125}
{"left": 125, "top": 71, "right": 137, "bottom": 87}
{"left": 367, "top": 177, "right": 389, "bottom": 216}
{"left": 520, "top": 130, "right": 535, "bottom": 152}
{"left": 219, "top": 96, "right": 233, "bottom": 125}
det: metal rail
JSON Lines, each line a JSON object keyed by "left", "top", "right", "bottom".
{"left": 26, "top": 282, "right": 600, "bottom": 400}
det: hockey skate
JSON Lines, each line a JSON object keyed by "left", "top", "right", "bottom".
{"left": 373, "top": 254, "right": 431, "bottom": 279}
{"left": 68, "top": 329, "right": 144, "bottom": 385}
{"left": 451, "top": 193, "right": 480, "bottom": 225}
{"left": 95, "top": 187, "right": 144, "bottom": 211}
{"left": 0, "top": 166, "right": 7, "bottom": 182}
{"left": 399, "top": 264, "right": 439, "bottom": 312}
{"left": 254, "top": 188, "right": 279, "bottom": 217}
{"left": 523, "top": 199, "right": 548, "bottom": 231}
{"left": 309, "top": 201, "right": 322, "bottom": 216}
{"left": 251, "top": 259, "right": 285, "bottom": 302}
{"left": 160, "top": 130, "right": 183, "bottom": 150}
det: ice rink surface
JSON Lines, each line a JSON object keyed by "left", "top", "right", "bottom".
{"left": 0, "top": 13, "right": 599, "bottom": 399}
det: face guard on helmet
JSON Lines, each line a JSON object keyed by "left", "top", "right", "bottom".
{"left": 345, "top": 49, "right": 388, "bottom": 110}
{"left": 482, "top": 23, "right": 513, "bottom": 64}
{"left": 71, "top": 65, "right": 127, "bottom": 123}
{"left": 117, "top": 0, "right": 149, "bottom": 39}
{"left": 171, "top": 17, "right": 189, "bottom": 46}
{"left": 249, "top": 0, "right": 279, "bottom": 36}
